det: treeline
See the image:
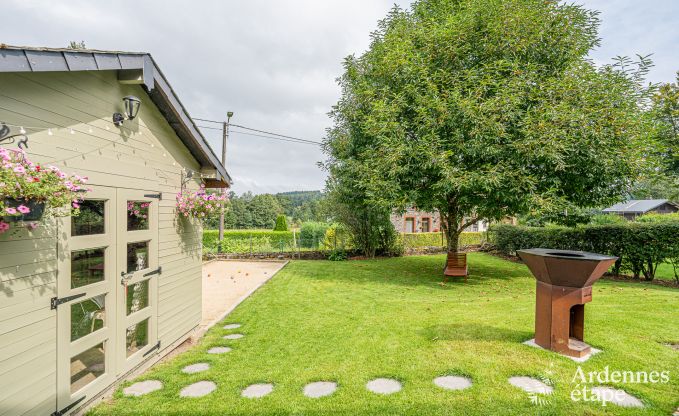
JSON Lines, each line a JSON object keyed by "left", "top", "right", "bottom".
{"left": 204, "top": 190, "right": 327, "bottom": 229}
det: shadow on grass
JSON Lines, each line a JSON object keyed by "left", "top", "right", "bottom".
{"left": 423, "top": 323, "right": 532, "bottom": 343}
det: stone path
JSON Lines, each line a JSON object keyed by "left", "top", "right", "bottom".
{"left": 303, "top": 381, "right": 337, "bottom": 398}
{"left": 180, "top": 381, "right": 217, "bottom": 398}
{"left": 123, "top": 321, "right": 647, "bottom": 409}
{"left": 182, "top": 363, "right": 210, "bottom": 374}
{"left": 508, "top": 376, "right": 553, "bottom": 395}
{"left": 123, "top": 380, "right": 163, "bottom": 397}
{"left": 366, "top": 378, "right": 402, "bottom": 395}
{"left": 207, "top": 346, "right": 232, "bottom": 354}
{"left": 590, "top": 386, "right": 644, "bottom": 408}
{"left": 433, "top": 376, "right": 472, "bottom": 391}
{"left": 242, "top": 383, "right": 274, "bottom": 398}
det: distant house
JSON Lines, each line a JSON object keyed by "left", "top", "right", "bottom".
{"left": 390, "top": 208, "right": 488, "bottom": 233}
{"left": 602, "top": 199, "right": 679, "bottom": 220}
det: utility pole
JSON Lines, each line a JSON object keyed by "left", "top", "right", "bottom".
{"left": 218, "top": 111, "right": 233, "bottom": 250}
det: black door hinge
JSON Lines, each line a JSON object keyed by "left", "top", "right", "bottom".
{"left": 144, "top": 193, "right": 162, "bottom": 200}
{"left": 51, "top": 293, "right": 86, "bottom": 310}
{"left": 143, "top": 266, "right": 162, "bottom": 277}
{"left": 143, "top": 341, "right": 161, "bottom": 357}
{"left": 51, "top": 395, "right": 86, "bottom": 416}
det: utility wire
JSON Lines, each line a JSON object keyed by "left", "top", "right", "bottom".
{"left": 194, "top": 117, "right": 322, "bottom": 145}
{"left": 196, "top": 124, "right": 321, "bottom": 146}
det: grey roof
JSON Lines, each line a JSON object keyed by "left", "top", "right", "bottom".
{"left": 0, "top": 45, "right": 231, "bottom": 186}
{"left": 602, "top": 199, "right": 673, "bottom": 214}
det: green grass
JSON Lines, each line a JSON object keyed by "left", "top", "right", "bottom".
{"left": 90, "top": 253, "right": 679, "bottom": 415}
{"left": 656, "top": 262, "right": 678, "bottom": 282}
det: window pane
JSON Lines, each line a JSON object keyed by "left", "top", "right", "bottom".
{"left": 405, "top": 218, "right": 414, "bottom": 233}
{"left": 70, "top": 342, "right": 105, "bottom": 393}
{"left": 422, "top": 219, "right": 430, "bottom": 232}
{"left": 72, "top": 200, "right": 105, "bottom": 236}
{"left": 127, "top": 279, "right": 149, "bottom": 315}
{"left": 127, "top": 201, "right": 149, "bottom": 231}
{"left": 127, "top": 241, "right": 149, "bottom": 272}
{"left": 71, "top": 248, "right": 105, "bottom": 289}
{"left": 70, "top": 295, "right": 106, "bottom": 342}
{"left": 126, "top": 319, "right": 149, "bottom": 357}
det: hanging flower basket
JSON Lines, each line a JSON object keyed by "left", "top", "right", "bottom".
{"left": 176, "top": 185, "right": 227, "bottom": 219}
{"left": 2, "top": 198, "right": 46, "bottom": 222}
{"left": 0, "top": 147, "right": 89, "bottom": 234}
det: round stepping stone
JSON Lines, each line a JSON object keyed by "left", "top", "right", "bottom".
{"left": 123, "top": 380, "right": 163, "bottom": 397}
{"left": 303, "top": 381, "right": 337, "bottom": 398}
{"left": 223, "top": 333, "right": 244, "bottom": 340}
{"left": 223, "top": 323, "right": 241, "bottom": 329}
{"left": 508, "top": 376, "right": 553, "bottom": 395}
{"left": 182, "top": 363, "right": 210, "bottom": 374}
{"left": 433, "top": 376, "right": 472, "bottom": 391}
{"left": 241, "top": 383, "right": 274, "bottom": 398}
{"left": 179, "top": 381, "right": 216, "bottom": 398}
{"left": 366, "top": 378, "right": 401, "bottom": 395}
{"left": 207, "top": 346, "right": 232, "bottom": 354}
{"left": 590, "top": 386, "right": 643, "bottom": 408}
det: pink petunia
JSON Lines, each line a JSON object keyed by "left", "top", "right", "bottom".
{"left": 25, "top": 222, "right": 39, "bottom": 231}
{"left": 0, "top": 221, "right": 9, "bottom": 233}
{"left": 13, "top": 166, "right": 25, "bottom": 174}
{"left": 17, "top": 205, "right": 30, "bottom": 214}
{"left": 5, "top": 207, "right": 17, "bottom": 215}
{"left": 72, "top": 202, "right": 80, "bottom": 209}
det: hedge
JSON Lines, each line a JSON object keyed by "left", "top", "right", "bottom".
{"left": 399, "top": 232, "right": 485, "bottom": 249}
{"left": 203, "top": 229, "right": 295, "bottom": 254}
{"left": 489, "top": 223, "right": 679, "bottom": 281}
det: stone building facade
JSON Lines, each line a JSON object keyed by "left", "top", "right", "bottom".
{"left": 390, "top": 208, "right": 488, "bottom": 233}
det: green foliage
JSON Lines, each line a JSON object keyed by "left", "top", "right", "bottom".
{"left": 636, "top": 212, "right": 679, "bottom": 223}
{"left": 325, "top": 0, "right": 651, "bottom": 253}
{"left": 273, "top": 214, "right": 288, "bottom": 231}
{"left": 299, "top": 222, "right": 330, "bottom": 248}
{"left": 205, "top": 191, "right": 284, "bottom": 229}
{"left": 323, "top": 223, "right": 351, "bottom": 250}
{"left": 326, "top": 249, "right": 348, "bottom": 261}
{"left": 400, "top": 232, "right": 485, "bottom": 249}
{"left": 203, "top": 229, "right": 295, "bottom": 254}
{"left": 275, "top": 191, "right": 328, "bottom": 223}
{"left": 589, "top": 214, "right": 627, "bottom": 225}
{"left": 490, "top": 223, "right": 679, "bottom": 281}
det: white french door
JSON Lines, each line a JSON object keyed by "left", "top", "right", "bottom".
{"left": 56, "top": 187, "right": 159, "bottom": 415}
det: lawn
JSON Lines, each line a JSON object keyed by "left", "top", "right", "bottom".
{"left": 91, "top": 253, "right": 679, "bottom": 415}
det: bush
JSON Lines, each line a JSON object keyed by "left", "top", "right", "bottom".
{"left": 299, "top": 222, "right": 330, "bottom": 248}
{"left": 489, "top": 222, "right": 679, "bottom": 281}
{"left": 636, "top": 213, "right": 679, "bottom": 223}
{"left": 273, "top": 214, "right": 288, "bottom": 231}
{"left": 399, "top": 232, "right": 485, "bottom": 249}
{"left": 589, "top": 214, "right": 627, "bottom": 225}
{"left": 203, "top": 229, "right": 295, "bottom": 254}
{"left": 323, "top": 223, "right": 351, "bottom": 250}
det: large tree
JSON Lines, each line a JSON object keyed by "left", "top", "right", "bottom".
{"left": 325, "top": 0, "right": 650, "bottom": 264}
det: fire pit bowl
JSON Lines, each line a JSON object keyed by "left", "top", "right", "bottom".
{"left": 517, "top": 248, "right": 617, "bottom": 358}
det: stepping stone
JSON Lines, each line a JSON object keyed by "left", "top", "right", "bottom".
{"left": 433, "top": 376, "right": 472, "bottom": 391}
{"left": 590, "top": 386, "right": 643, "bottom": 408}
{"left": 182, "top": 363, "right": 210, "bottom": 374}
{"left": 303, "top": 381, "right": 337, "bottom": 398}
{"left": 223, "top": 334, "right": 244, "bottom": 340}
{"left": 123, "top": 380, "right": 163, "bottom": 397}
{"left": 179, "top": 381, "right": 216, "bottom": 398}
{"left": 223, "top": 323, "right": 241, "bottom": 329}
{"left": 207, "top": 346, "right": 232, "bottom": 354}
{"left": 241, "top": 383, "right": 274, "bottom": 398}
{"left": 366, "top": 378, "right": 401, "bottom": 395}
{"left": 508, "top": 376, "right": 553, "bottom": 395}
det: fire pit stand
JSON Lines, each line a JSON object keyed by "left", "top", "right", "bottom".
{"left": 518, "top": 248, "right": 617, "bottom": 358}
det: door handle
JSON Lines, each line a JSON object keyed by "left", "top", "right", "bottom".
{"left": 120, "top": 271, "right": 134, "bottom": 285}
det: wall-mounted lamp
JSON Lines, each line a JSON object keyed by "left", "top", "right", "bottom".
{"left": 113, "top": 95, "right": 142, "bottom": 127}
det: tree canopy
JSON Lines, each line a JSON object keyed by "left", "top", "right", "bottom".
{"left": 325, "top": 0, "right": 651, "bottom": 251}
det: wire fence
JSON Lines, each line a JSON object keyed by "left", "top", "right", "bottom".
{"left": 203, "top": 228, "right": 486, "bottom": 258}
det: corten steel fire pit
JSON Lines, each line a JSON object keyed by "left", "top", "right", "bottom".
{"left": 517, "top": 248, "right": 617, "bottom": 358}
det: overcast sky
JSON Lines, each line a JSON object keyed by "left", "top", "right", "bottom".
{"left": 2, "top": 1, "right": 677, "bottom": 194}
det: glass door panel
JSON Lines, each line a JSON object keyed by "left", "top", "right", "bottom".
{"left": 116, "top": 189, "right": 158, "bottom": 374}
{"left": 56, "top": 186, "right": 116, "bottom": 413}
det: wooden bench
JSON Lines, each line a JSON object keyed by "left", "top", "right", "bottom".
{"left": 444, "top": 252, "right": 468, "bottom": 281}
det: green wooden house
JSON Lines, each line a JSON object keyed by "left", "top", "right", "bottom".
{"left": 0, "top": 45, "right": 230, "bottom": 415}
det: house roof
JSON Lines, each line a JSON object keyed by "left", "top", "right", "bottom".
{"left": 0, "top": 45, "right": 231, "bottom": 186}
{"left": 602, "top": 199, "right": 676, "bottom": 214}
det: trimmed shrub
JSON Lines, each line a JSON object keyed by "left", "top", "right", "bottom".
{"left": 299, "top": 222, "right": 330, "bottom": 248}
{"left": 399, "top": 232, "right": 485, "bottom": 249}
{"left": 636, "top": 213, "right": 679, "bottom": 223}
{"left": 489, "top": 222, "right": 679, "bottom": 281}
{"left": 273, "top": 214, "right": 288, "bottom": 231}
{"left": 203, "top": 229, "right": 295, "bottom": 254}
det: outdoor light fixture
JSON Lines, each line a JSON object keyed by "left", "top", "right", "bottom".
{"left": 113, "top": 95, "right": 142, "bottom": 127}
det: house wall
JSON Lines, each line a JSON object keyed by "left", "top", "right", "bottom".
{"left": 390, "top": 208, "right": 488, "bottom": 233}
{"left": 0, "top": 70, "right": 203, "bottom": 415}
